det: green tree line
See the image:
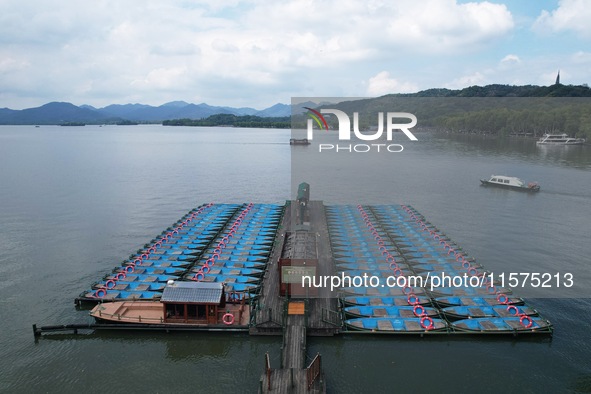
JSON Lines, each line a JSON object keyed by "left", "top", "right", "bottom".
{"left": 163, "top": 114, "right": 290, "bottom": 128}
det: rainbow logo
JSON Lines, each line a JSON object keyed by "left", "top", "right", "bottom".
{"left": 304, "top": 107, "right": 329, "bottom": 131}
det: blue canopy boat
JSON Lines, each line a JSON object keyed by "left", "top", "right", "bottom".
{"left": 345, "top": 317, "right": 448, "bottom": 332}
{"left": 451, "top": 317, "right": 552, "bottom": 333}
{"left": 343, "top": 295, "right": 432, "bottom": 307}
{"left": 434, "top": 296, "right": 525, "bottom": 307}
{"left": 442, "top": 305, "right": 538, "bottom": 320}
{"left": 344, "top": 305, "right": 439, "bottom": 318}
{"left": 427, "top": 286, "right": 512, "bottom": 298}
{"left": 341, "top": 286, "right": 425, "bottom": 296}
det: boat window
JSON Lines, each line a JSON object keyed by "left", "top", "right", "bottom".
{"left": 504, "top": 180, "right": 510, "bottom": 184}
{"left": 491, "top": 178, "right": 497, "bottom": 182}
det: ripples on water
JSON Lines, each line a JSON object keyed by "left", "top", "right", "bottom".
{"left": 0, "top": 126, "right": 590, "bottom": 392}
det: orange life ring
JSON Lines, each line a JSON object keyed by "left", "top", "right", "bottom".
{"left": 222, "top": 313, "right": 235, "bottom": 325}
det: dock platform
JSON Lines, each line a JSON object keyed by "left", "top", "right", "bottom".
{"left": 34, "top": 191, "right": 554, "bottom": 393}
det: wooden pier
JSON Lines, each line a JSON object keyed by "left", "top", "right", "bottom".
{"left": 255, "top": 200, "right": 339, "bottom": 393}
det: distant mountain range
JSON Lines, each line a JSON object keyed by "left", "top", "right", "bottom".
{"left": 2, "top": 83, "right": 589, "bottom": 125}
{"left": 0, "top": 101, "right": 292, "bottom": 125}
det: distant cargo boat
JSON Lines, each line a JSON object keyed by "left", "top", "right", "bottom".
{"left": 290, "top": 138, "right": 310, "bottom": 145}
{"left": 480, "top": 175, "right": 540, "bottom": 192}
{"left": 536, "top": 133, "right": 585, "bottom": 145}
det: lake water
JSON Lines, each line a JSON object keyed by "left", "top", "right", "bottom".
{"left": 0, "top": 125, "right": 590, "bottom": 393}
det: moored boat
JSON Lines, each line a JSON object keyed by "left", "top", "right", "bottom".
{"left": 344, "top": 305, "right": 439, "bottom": 318}
{"left": 441, "top": 305, "right": 538, "bottom": 320}
{"left": 345, "top": 317, "right": 448, "bottom": 332}
{"left": 90, "top": 281, "right": 249, "bottom": 327}
{"left": 434, "top": 296, "right": 525, "bottom": 308}
{"left": 451, "top": 317, "right": 552, "bottom": 333}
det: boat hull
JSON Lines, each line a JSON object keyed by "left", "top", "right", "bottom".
{"left": 480, "top": 180, "right": 540, "bottom": 192}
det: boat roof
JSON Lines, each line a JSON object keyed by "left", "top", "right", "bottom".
{"left": 488, "top": 175, "right": 524, "bottom": 183}
{"left": 161, "top": 281, "right": 223, "bottom": 304}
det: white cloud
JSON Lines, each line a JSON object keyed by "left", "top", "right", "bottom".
{"left": 500, "top": 54, "right": 521, "bottom": 65}
{"left": 0, "top": 0, "right": 516, "bottom": 109}
{"left": 366, "top": 71, "right": 418, "bottom": 96}
{"left": 534, "top": 0, "right": 591, "bottom": 37}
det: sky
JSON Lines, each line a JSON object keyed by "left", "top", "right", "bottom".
{"left": 0, "top": 0, "right": 590, "bottom": 110}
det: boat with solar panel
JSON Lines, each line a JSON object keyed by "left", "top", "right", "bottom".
{"left": 90, "top": 281, "right": 249, "bottom": 327}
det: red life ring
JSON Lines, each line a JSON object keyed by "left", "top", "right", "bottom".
{"left": 386, "top": 255, "right": 395, "bottom": 263}
{"left": 214, "top": 248, "right": 222, "bottom": 254}
{"left": 223, "top": 305, "right": 234, "bottom": 315}
{"left": 202, "top": 265, "right": 210, "bottom": 274}
{"left": 497, "top": 293, "right": 509, "bottom": 304}
{"left": 389, "top": 262, "right": 399, "bottom": 270}
{"left": 125, "top": 265, "right": 134, "bottom": 274}
{"left": 95, "top": 288, "right": 107, "bottom": 298}
{"left": 133, "top": 258, "right": 142, "bottom": 266}
{"left": 507, "top": 305, "right": 519, "bottom": 316}
{"left": 520, "top": 315, "right": 533, "bottom": 328}
{"left": 212, "top": 253, "right": 220, "bottom": 260}
{"left": 402, "top": 286, "right": 412, "bottom": 295}
{"left": 116, "top": 272, "right": 126, "bottom": 280}
{"left": 468, "top": 267, "right": 478, "bottom": 276}
{"left": 194, "top": 272, "right": 204, "bottom": 281}
{"left": 141, "top": 253, "right": 149, "bottom": 260}
{"left": 392, "top": 268, "right": 402, "bottom": 277}
{"left": 407, "top": 293, "right": 420, "bottom": 305}
{"left": 413, "top": 305, "right": 426, "bottom": 317}
{"left": 487, "top": 285, "right": 496, "bottom": 294}
{"left": 105, "top": 280, "right": 116, "bottom": 289}
{"left": 420, "top": 316, "right": 434, "bottom": 330}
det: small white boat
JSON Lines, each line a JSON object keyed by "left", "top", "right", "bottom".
{"left": 536, "top": 133, "right": 585, "bottom": 145}
{"left": 480, "top": 175, "right": 540, "bottom": 192}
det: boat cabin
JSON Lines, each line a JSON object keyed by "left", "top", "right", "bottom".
{"left": 162, "top": 281, "right": 226, "bottom": 324}
{"left": 487, "top": 175, "right": 524, "bottom": 187}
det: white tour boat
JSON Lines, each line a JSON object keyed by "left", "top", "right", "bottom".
{"left": 480, "top": 175, "right": 540, "bottom": 192}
